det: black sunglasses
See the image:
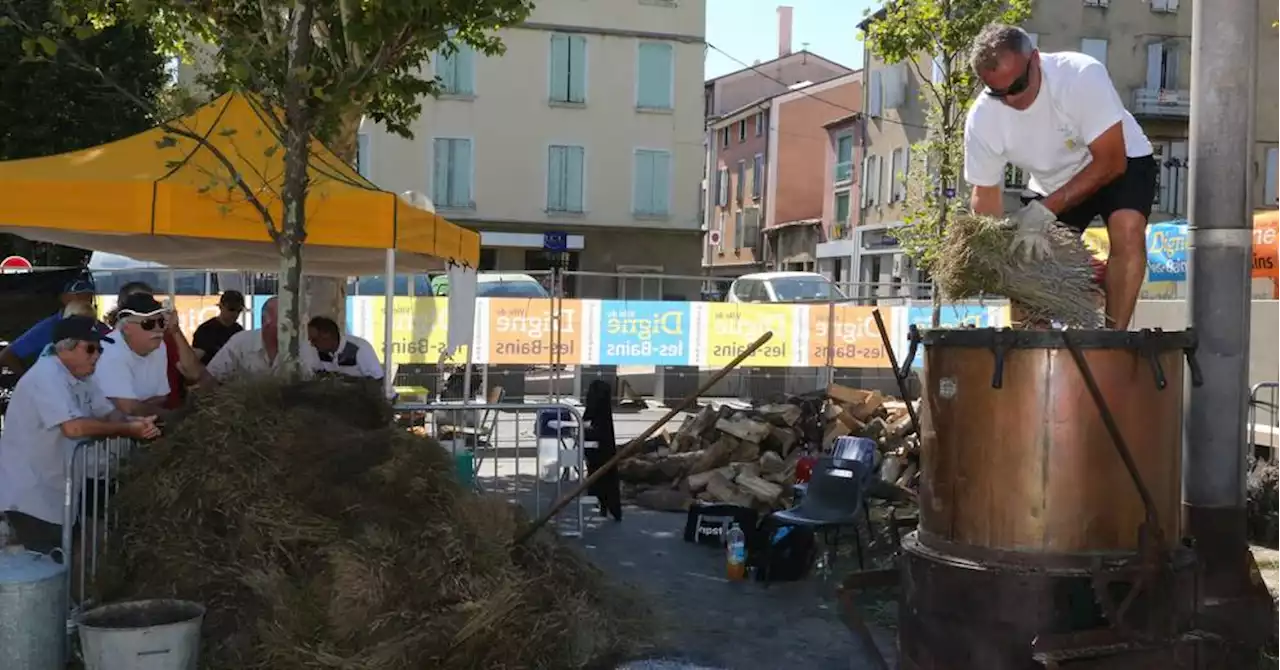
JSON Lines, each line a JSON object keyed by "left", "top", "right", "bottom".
{"left": 83, "top": 343, "right": 101, "bottom": 355}
{"left": 131, "top": 317, "right": 166, "bottom": 331}
{"left": 986, "top": 56, "right": 1034, "bottom": 98}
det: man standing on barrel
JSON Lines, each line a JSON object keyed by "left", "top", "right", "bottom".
{"left": 962, "top": 23, "right": 1157, "bottom": 330}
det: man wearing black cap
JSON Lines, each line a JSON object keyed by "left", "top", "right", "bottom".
{"left": 94, "top": 293, "right": 178, "bottom": 418}
{"left": 192, "top": 290, "right": 246, "bottom": 366}
{"left": 0, "top": 275, "right": 101, "bottom": 377}
{"left": 0, "top": 316, "right": 160, "bottom": 553}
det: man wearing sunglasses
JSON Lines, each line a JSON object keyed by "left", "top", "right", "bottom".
{"left": 963, "top": 24, "right": 1156, "bottom": 330}
{"left": 0, "top": 316, "right": 160, "bottom": 553}
{"left": 93, "top": 293, "right": 178, "bottom": 419}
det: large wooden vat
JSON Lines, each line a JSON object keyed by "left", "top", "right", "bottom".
{"left": 915, "top": 328, "right": 1198, "bottom": 557}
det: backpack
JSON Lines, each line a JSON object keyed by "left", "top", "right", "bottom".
{"left": 683, "top": 502, "right": 760, "bottom": 549}
{"left": 750, "top": 520, "right": 817, "bottom": 583}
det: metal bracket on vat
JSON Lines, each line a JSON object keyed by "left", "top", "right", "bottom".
{"left": 1181, "top": 328, "right": 1204, "bottom": 387}
{"left": 1138, "top": 329, "right": 1168, "bottom": 390}
{"left": 989, "top": 329, "right": 1013, "bottom": 389}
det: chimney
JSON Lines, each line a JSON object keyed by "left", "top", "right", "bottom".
{"left": 777, "top": 6, "right": 793, "bottom": 58}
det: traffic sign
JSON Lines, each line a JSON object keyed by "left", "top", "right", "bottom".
{"left": 542, "top": 231, "right": 568, "bottom": 252}
{"left": 0, "top": 256, "right": 32, "bottom": 272}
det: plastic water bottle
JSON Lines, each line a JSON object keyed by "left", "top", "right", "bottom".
{"left": 726, "top": 522, "right": 747, "bottom": 581}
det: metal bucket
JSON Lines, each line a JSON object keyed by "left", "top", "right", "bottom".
{"left": 78, "top": 599, "right": 205, "bottom": 670}
{"left": 0, "top": 546, "right": 68, "bottom": 670}
{"left": 914, "top": 327, "right": 1200, "bottom": 556}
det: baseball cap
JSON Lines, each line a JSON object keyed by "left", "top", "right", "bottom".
{"left": 52, "top": 315, "right": 114, "bottom": 344}
{"left": 218, "top": 290, "right": 246, "bottom": 310}
{"left": 62, "top": 277, "right": 96, "bottom": 295}
{"left": 117, "top": 293, "right": 166, "bottom": 318}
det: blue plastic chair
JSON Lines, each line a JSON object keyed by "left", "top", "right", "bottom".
{"left": 770, "top": 454, "right": 874, "bottom": 573}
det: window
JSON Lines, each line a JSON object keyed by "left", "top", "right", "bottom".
{"left": 930, "top": 54, "right": 944, "bottom": 84}
{"left": 716, "top": 167, "right": 729, "bottom": 206}
{"left": 632, "top": 149, "right": 672, "bottom": 216}
{"left": 636, "top": 42, "right": 674, "bottom": 109}
{"left": 868, "top": 70, "right": 882, "bottom": 116}
{"left": 736, "top": 160, "right": 745, "bottom": 202}
{"left": 752, "top": 154, "right": 764, "bottom": 198}
{"left": 1081, "top": 38, "right": 1108, "bottom": 68}
{"left": 720, "top": 127, "right": 730, "bottom": 148}
{"left": 1004, "top": 164, "right": 1028, "bottom": 191}
{"left": 1265, "top": 147, "right": 1278, "bottom": 206}
{"left": 1146, "top": 42, "right": 1180, "bottom": 90}
{"left": 549, "top": 34, "right": 587, "bottom": 104}
{"left": 860, "top": 154, "right": 877, "bottom": 206}
{"left": 547, "top": 145, "right": 586, "bottom": 213}
{"left": 755, "top": 113, "right": 765, "bottom": 137}
{"left": 886, "top": 148, "right": 901, "bottom": 203}
{"left": 834, "top": 191, "right": 851, "bottom": 237}
{"left": 432, "top": 138, "right": 472, "bottom": 209}
{"left": 882, "top": 64, "right": 907, "bottom": 109}
{"left": 835, "top": 134, "right": 854, "bottom": 183}
{"left": 734, "top": 210, "right": 744, "bottom": 250}
{"left": 890, "top": 147, "right": 909, "bottom": 202}
{"left": 436, "top": 44, "right": 476, "bottom": 95}
{"left": 738, "top": 120, "right": 747, "bottom": 142}
{"left": 1150, "top": 0, "right": 1180, "bottom": 12}
{"left": 356, "top": 133, "right": 371, "bottom": 178}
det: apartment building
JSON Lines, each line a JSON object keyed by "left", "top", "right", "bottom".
{"left": 855, "top": 0, "right": 1280, "bottom": 293}
{"left": 704, "top": 72, "right": 862, "bottom": 277}
{"left": 815, "top": 113, "right": 865, "bottom": 283}
{"left": 357, "top": 0, "right": 706, "bottom": 300}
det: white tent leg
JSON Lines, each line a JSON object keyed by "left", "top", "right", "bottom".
{"left": 382, "top": 249, "right": 395, "bottom": 398}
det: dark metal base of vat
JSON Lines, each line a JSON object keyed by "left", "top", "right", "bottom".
{"left": 897, "top": 532, "right": 1210, "bottom": 670}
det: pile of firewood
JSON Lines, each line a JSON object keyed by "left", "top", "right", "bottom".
{"left": 617, "top": 384, "right": 920, "bottom": 513}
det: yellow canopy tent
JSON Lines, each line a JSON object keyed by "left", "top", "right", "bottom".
{"left": 0, "top": 92, "right": 479, "bottom": 276}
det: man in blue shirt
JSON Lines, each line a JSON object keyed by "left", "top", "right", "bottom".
{"left": 0, "top": 276, "right": 99, "bottom": 377}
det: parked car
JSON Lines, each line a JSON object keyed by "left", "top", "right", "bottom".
{"left": 432, "top": 272, "right": 550, "bottom": 299}
{"left": 726, "top": 271, "right": 846, "bottom": 303}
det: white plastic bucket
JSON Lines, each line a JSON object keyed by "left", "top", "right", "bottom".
{"left": 78, "top": 599, "right": 205, "bottom": 670}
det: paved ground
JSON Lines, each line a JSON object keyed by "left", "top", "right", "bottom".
{"left": 457, "top": 404, "right": 899, "bottom": 670}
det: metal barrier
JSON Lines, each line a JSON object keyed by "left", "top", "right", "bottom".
{"left": 394, "top": 401, "right": 587, "bottom": 538}
{"left": 1249, "top": 381, "right": 1279, "bottom": 459}
{"left": 61, "top": 436, "right": 136, "bottom": 611}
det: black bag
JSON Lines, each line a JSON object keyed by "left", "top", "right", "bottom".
{"left": 751, "top": 520, "right": 817, "bottom": 583}
{"left": 683, "top": 502, "right": 759, "bottom": 548}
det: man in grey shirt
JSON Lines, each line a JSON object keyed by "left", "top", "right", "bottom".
{"left": 0, "top": 316, "right": 160, "bottom": 553}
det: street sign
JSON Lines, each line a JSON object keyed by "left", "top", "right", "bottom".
{"left": 0, "top": 256, "right": 33, "bottom": 273}
{"left": 542, "top": 231, "right": 568, "bottom": 252}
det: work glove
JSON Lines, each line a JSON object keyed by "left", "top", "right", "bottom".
{"left": 1007, "top": 200, "right": 1058, "bottom": 262}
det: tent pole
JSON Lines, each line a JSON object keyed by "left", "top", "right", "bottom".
{"left": 383, "top": 249, "right": 395, "bottom": 398}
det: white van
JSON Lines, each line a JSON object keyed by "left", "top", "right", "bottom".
{"left": 726, "top": 271, "right": 846, "bottom": 304}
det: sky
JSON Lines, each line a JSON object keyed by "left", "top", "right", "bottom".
{"left": 703, "top": 0, "right": 880, "bottom": 79}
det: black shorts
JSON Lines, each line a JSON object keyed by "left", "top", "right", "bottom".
{"left": 1023, "top": 155, "right": 1158, "bottom": 234}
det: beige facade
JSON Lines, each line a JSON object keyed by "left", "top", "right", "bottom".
{"left": 856, "top": 0, "right": 1280, "bottom": 290}
{"left": 358, "top": 0, "right": 706, "bottom": 299}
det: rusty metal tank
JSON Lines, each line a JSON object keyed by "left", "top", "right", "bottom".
{"left": 913, "top": 327, "right": 1199, "bottom": 558}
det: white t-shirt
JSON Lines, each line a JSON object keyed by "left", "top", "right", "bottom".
{"left": 93, "top": 331, "right": 171, "bottom": 404}
{"left": 313, "top": 335, "right": 384, "bottom": 380}
{"left": 964, "top": 51, "right": 1153, "bottom": 196}
{"left": 0, "top": 355, "right": 115, "bottom": 523}
{"left": 207, "top": 329, "right": 319, "bottom": 381}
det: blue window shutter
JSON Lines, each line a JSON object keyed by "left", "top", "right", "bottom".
{"left": 456, "top": 140, "right": 473, "bottom": 206}
{"left": 550, "top": 35, "right": 570, "bottom": 102}
{"left": 637, "top": 43, "right": 673, "bottom": 109}
{"left": 455, "top": 45, "right": 475, "bottom": 94}
{"left": 432, "top": 138, "right": 450, "bottom": 205}
{"left": 565, "top": 146, "right": 585, "bottom": 212}
{"left": 633, "top": 151, "right": 654, "bottom": 214}
{"left": 437, "top": 50, "right": 457, "bottom": 93}
{"left": 568, "top": 36, "right": 586, "bottom": 103}
{"left": 652, "top": 151, "right": 671, "bottom": 215}
{"left": 547, "top": 146, "right": 566, "bottom": 210}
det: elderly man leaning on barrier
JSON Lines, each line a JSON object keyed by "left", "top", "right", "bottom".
{"left": 0, "top": 316, "right": 160, "bottom": 554}
{"left": 207, "top": 296, "right": 320, "bottom": 380}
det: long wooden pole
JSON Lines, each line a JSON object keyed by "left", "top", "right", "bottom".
{"left": 514, "top": 331, "right": 775, "bottom": 545}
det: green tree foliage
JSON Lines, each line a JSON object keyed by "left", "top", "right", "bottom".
{"left": 861, "top": 0, "right": 1031, "bottom": 324}
{"left": 0, "top": 0, "right": 164, "bottom": 267}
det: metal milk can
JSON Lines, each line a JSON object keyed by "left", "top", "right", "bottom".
{"left": 0, "top": 544, "right": 69, "bottom": 670}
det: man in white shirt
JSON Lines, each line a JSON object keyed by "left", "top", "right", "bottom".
{"left": 94, "top": 293, "right": 174, "bottom": 418}
{"left": 963, "top": 24, "right": 1157, "bottom": 330}
{"left": 0, "top": 316, "right": 159, "bottom": 553}
{"left": 307, "top": 316, "right": 385, "bottom": 380}
{"left": 207, "top": 297, "right": 319, "bottom": 380}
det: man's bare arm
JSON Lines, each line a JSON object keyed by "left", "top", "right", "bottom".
{"left": 970, "top": 184, "right": 1005, "bottom": 217}
{"left": 61, "top": 416, "right": 157, "bottom": 440}
{"left": 1041, "top": 122, "right": 1127, "bottom": 215}
{"left": 108, "top": 397, "right": 169, "bottom": 419}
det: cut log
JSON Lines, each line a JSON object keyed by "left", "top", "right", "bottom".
{"left": 880, "top": 454, "right": 906, "bottom": 484}
{"left": 729, "top": 438, "right": 760, "bottom": 463}
{"left": 716, "top": 413, "right": 772, "bottom": 443}
{"left": 690, "top": 434, "right": 738, "bottom": 475}
{"left": 617, "top": 457, "right": 666, "bottom": 484}
{"left": 729, "top": 461, "right": 761, "bottom": 482}
{"left": 736, "top": 473, "right": 784, "bottom": 504}
{"left": 635, "top": 488, "right": 693, "bottom": 512}
{"left": 834, "top": 407, "right": 868, "bottom": 433}
{"left": 687, "top": 466, "right": 732, "bottom": 493}
{"left": 705, "top": 470, "right": 746, "bottom": 506}
{"left": 886, "top": 409, "right": 915, "bottom": 440}
{"left": 765, "top": 424, "right": 800, "bottom": 456}
{"left": 827, "top": 383, "right": 872, "bottom": 407}
{"left": 655, "top": 450, "right": 705, "bottom": 480}
{"left": 896, "top": 462, "right": 919, "bottom": 489}
{"left": 758, "top": 403, "right": 802, "bottom": 427}
{"left": 823, "top": 420, "right": 852, "bottom": 448}
{"left": 759, "top": 450, "right": 785, "bottom": 476}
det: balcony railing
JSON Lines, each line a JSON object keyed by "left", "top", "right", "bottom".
{"left": 834, "top": 160, "right": 853, "bottom": 183}
{"left": 1132, "top": 88, "right": 1190, "bottom": 118}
